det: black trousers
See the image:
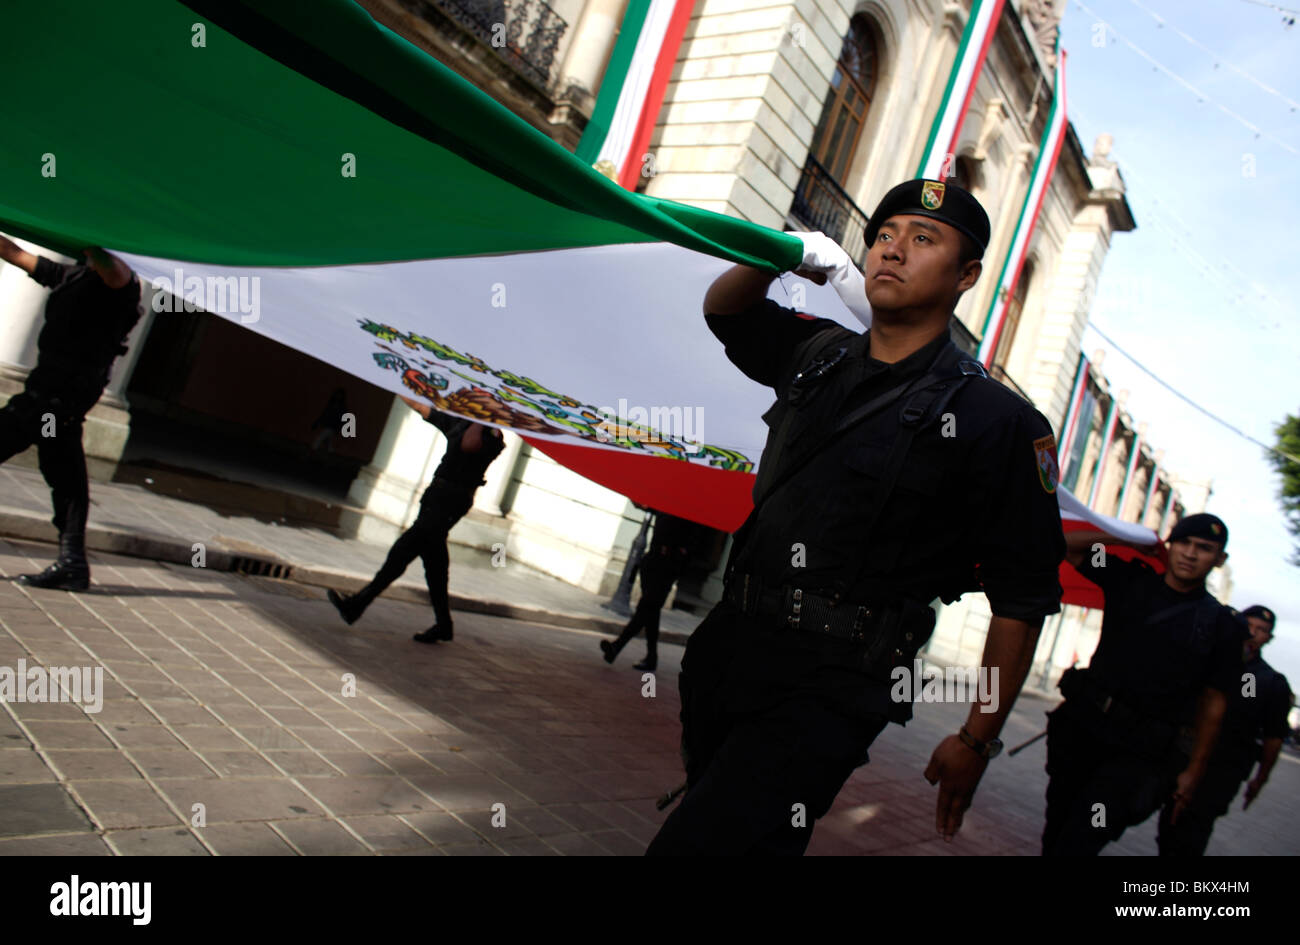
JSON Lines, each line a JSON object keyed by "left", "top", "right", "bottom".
{"left": 608, "top": 556, "right": 680, "bottom": 658}
{"left": 362, "top": 482, "right": 475, "bottom": 621}
{"left": 0, "top": 390, "right": 92, "bottom": 540}
{"left": 1156, "top": 757, "right": 1251, "bottom": 856}
{"left": 1042, "top": 707, "right": 1180, "bottom": 856}
{"left": 646, "top": 602, "right": 890, "bottom": 856}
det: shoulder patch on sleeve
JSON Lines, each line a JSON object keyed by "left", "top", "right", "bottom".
{"left": 1033, "top": 434, "right": 1059, "bottom": 494}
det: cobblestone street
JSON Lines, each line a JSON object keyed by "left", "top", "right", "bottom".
{"left": 2, "top": 534, "right": 1296, "bottom": 856}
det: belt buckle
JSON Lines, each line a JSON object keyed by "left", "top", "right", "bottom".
{"left": 850, "top": 606, "right": 869, "bottom": 644}
{"left": 788, "top": 588, "right": 802, "bottom": 630}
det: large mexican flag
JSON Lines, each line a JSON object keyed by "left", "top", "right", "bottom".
{"left": 0, "top": 0, "right": 1152, "bottom": 606}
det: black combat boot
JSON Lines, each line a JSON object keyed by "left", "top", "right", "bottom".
{"left": 601, "top": 618, "right": 642, "bottom": 664}
{"left": 413, "top": 614, "right": 453, "bottom": 645}
{"left": 633, "top": 654, "right": 657, "bottom": 672}
{"left": 17, "top": 531, "right": 90, "bottom": 592}
{"left": 327, "top": 587, "right": 377, "bottom": 625}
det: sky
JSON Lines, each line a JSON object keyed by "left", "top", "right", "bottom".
{"left": 1058, "top": 0, "right": 1300, "bottom": 682}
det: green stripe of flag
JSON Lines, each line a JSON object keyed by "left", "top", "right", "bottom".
{"left": 1, "top": 0, "right": 801, "bottom": 273}
{"left": 576, "top": 0, "right": 655, "bottom": 165}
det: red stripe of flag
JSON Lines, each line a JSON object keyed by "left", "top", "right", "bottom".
{"left": 618, "top": 0, "right": 695, "bottom": 191}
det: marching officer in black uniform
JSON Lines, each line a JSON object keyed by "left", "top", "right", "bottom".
{"left": 328, "top": 398, "right": 504, "bottom": 642}
{"left": 1044, "top": 513, "right": 1246, "bottom": 856}
{"left": 600, "top": 510, "right": 710, "bottom": 672}
{"left": 1157, "top": 603, "right": 1292, "bottom": 855}
{"left": 645, "top": 179, "right": 1066, "bottom": 855}
{"left": 0, "top": 236, "right": 142, "bottom": 591}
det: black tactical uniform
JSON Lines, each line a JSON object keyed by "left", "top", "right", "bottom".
{"left": 1, "top": 257, "right": 142, "bottom": 590}
{"left": 1043, "top": 539, "right": 1246, "bottom": 856}
{"left": 644, "top": 294, "right": 1066, "bottom": 855}
{"left": 329, "top": 410, "right": 504, "bottom": 639}
{"left": 601, "top": 511, "right": 711, "bottom": 671}
{"left": 1156, "top": 642, "right": 1291, "bottom": 856}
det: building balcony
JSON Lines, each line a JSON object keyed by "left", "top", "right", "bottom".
{"left": 403, "top": 0, "right": 568, "bottom": 89}
{"left": 789, "top": 156, "right": 870, "bottom": 263}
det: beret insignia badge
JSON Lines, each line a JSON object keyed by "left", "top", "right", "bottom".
{"left": 921, "top": 180, "right": 946, "bottom": 210}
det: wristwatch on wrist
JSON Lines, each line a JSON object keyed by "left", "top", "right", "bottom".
{"left": 958, "top": 725, "right": 1002, "bottom": 760}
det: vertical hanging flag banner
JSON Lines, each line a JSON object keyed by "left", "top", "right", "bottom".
{"left": 575, "top": 0, "right": 694, "bottom": 189}
{"left": 977, "top": 45, "right": 1069, "bottom": 367}
{"left": 1140, "top": 462, "right": 1162, "bottom": 523}
{"left": 575, "top": 0, "right": 653, "bottom": 170}
{"left": 1058, "top": 350, "right": 1090, "bottom": 465}
{"left": 914, "top": 0, "right": 1009, "bottom": 179}
{"left": 1159, "top": 488, "right": 1180, "bottom": 536}
{"left": 1088, "top": 392, "right": 1123, "bottom": 510}
{"left": 1116, "top": 426, "right": 1144, "bottom": 515}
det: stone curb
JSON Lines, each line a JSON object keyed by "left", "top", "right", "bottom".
{"left": 0, "top": 508, "right": 693, "bottom": 648}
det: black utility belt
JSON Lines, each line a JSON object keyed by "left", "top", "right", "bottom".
{"left": 723, "top": 572, "right": 933, "bottom": 647}
{"left": 429, "top": 477, "right": 482, "bottom": 492}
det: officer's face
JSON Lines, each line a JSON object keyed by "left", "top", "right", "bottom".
{"left": 1246, "top": 616, "right": 1273, "bottom": 651}
{"left": 1166, "top": 536, "right": 1226, "bottom": 582}
{"left": 864, "top": 216, "right": 980, "bottom": 313}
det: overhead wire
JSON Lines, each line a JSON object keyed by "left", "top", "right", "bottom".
{"left": 1085, "top": 320, "right": 1300, "bottom": 467}
{"left": 1126, "top": 0, "right": 1300, "bottom": 113}
{"left": 1071, "top": 0, "right": 1300, "bottom": 156}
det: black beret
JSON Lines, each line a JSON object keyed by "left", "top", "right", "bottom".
{"left": 1167, "top": 512, "right": 1229, "bottom": 549}
{"left": 1240, "top": 605, "right": 1276, "bottom": 628}
{"left": 863, "top": 179, "right": 991, "bottom": 256}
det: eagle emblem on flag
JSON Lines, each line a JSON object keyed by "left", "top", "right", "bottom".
{"left": 921, "top": 181, "right": 946, "bottom": 209}
{"left": 1034, "top": 435, "right": 1059, "bottom": 494}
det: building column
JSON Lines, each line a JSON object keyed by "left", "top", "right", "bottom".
{"left": 0, "top": 237, "right": 141, "bottom": 477}
{"left": 557, "top": 0, "right": 627, "bottom": 102}
{"left": 474, "top": 431, "right": 524, "bottom": 517}
{"left": 644, "top": 0, "right": 850, "bottom": 224}
{"left": 346, "top": 396, "right": 444, "bottom": 543}
{"left": 0, "top": 236, "right": 66, "bottom": 379}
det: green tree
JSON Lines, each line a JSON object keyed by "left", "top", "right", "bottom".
{"left": 1269, "top": 412, "right": 1300, "bottom": 566}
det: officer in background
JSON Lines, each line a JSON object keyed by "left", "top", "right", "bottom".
{"left": 645, "top": 180, "right": 1066, "bottom": 855}
{"left": 328, "top": 398, "right": 504, "bottom": 642}
{"left": 1157, "top": 603, "right": 1292, "bottom": 855}
{"left": 0, "top": 236, "right": 142, "bottom": 591}
{"left": 1044, "top": 513, "right": 1246, "bottom": 856}
{"left": 600, "top": 510, "right": 710, "bottom": 672}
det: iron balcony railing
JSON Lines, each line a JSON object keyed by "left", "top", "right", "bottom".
{"left": 790, "top": 155, "right": 870, "bottom": 263}
{"left": 989, "top": 363, "right": 1035, "bottom": 404}
{"left": 409, "top": 0, "right": 568, "bottom": 88}
{"left": 945, "top": 323, "right": 1037, "bottom": 404}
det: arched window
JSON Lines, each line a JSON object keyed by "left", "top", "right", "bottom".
{"left": 809, "top": 15, "right": 879, "bottom": 182}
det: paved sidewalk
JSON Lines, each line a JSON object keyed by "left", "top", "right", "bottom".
{"left": 0, "top": 464, "right": 701, "bottom": 643}
{"left": 1, "top": 466, "right": 1297, "bottom": 855}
